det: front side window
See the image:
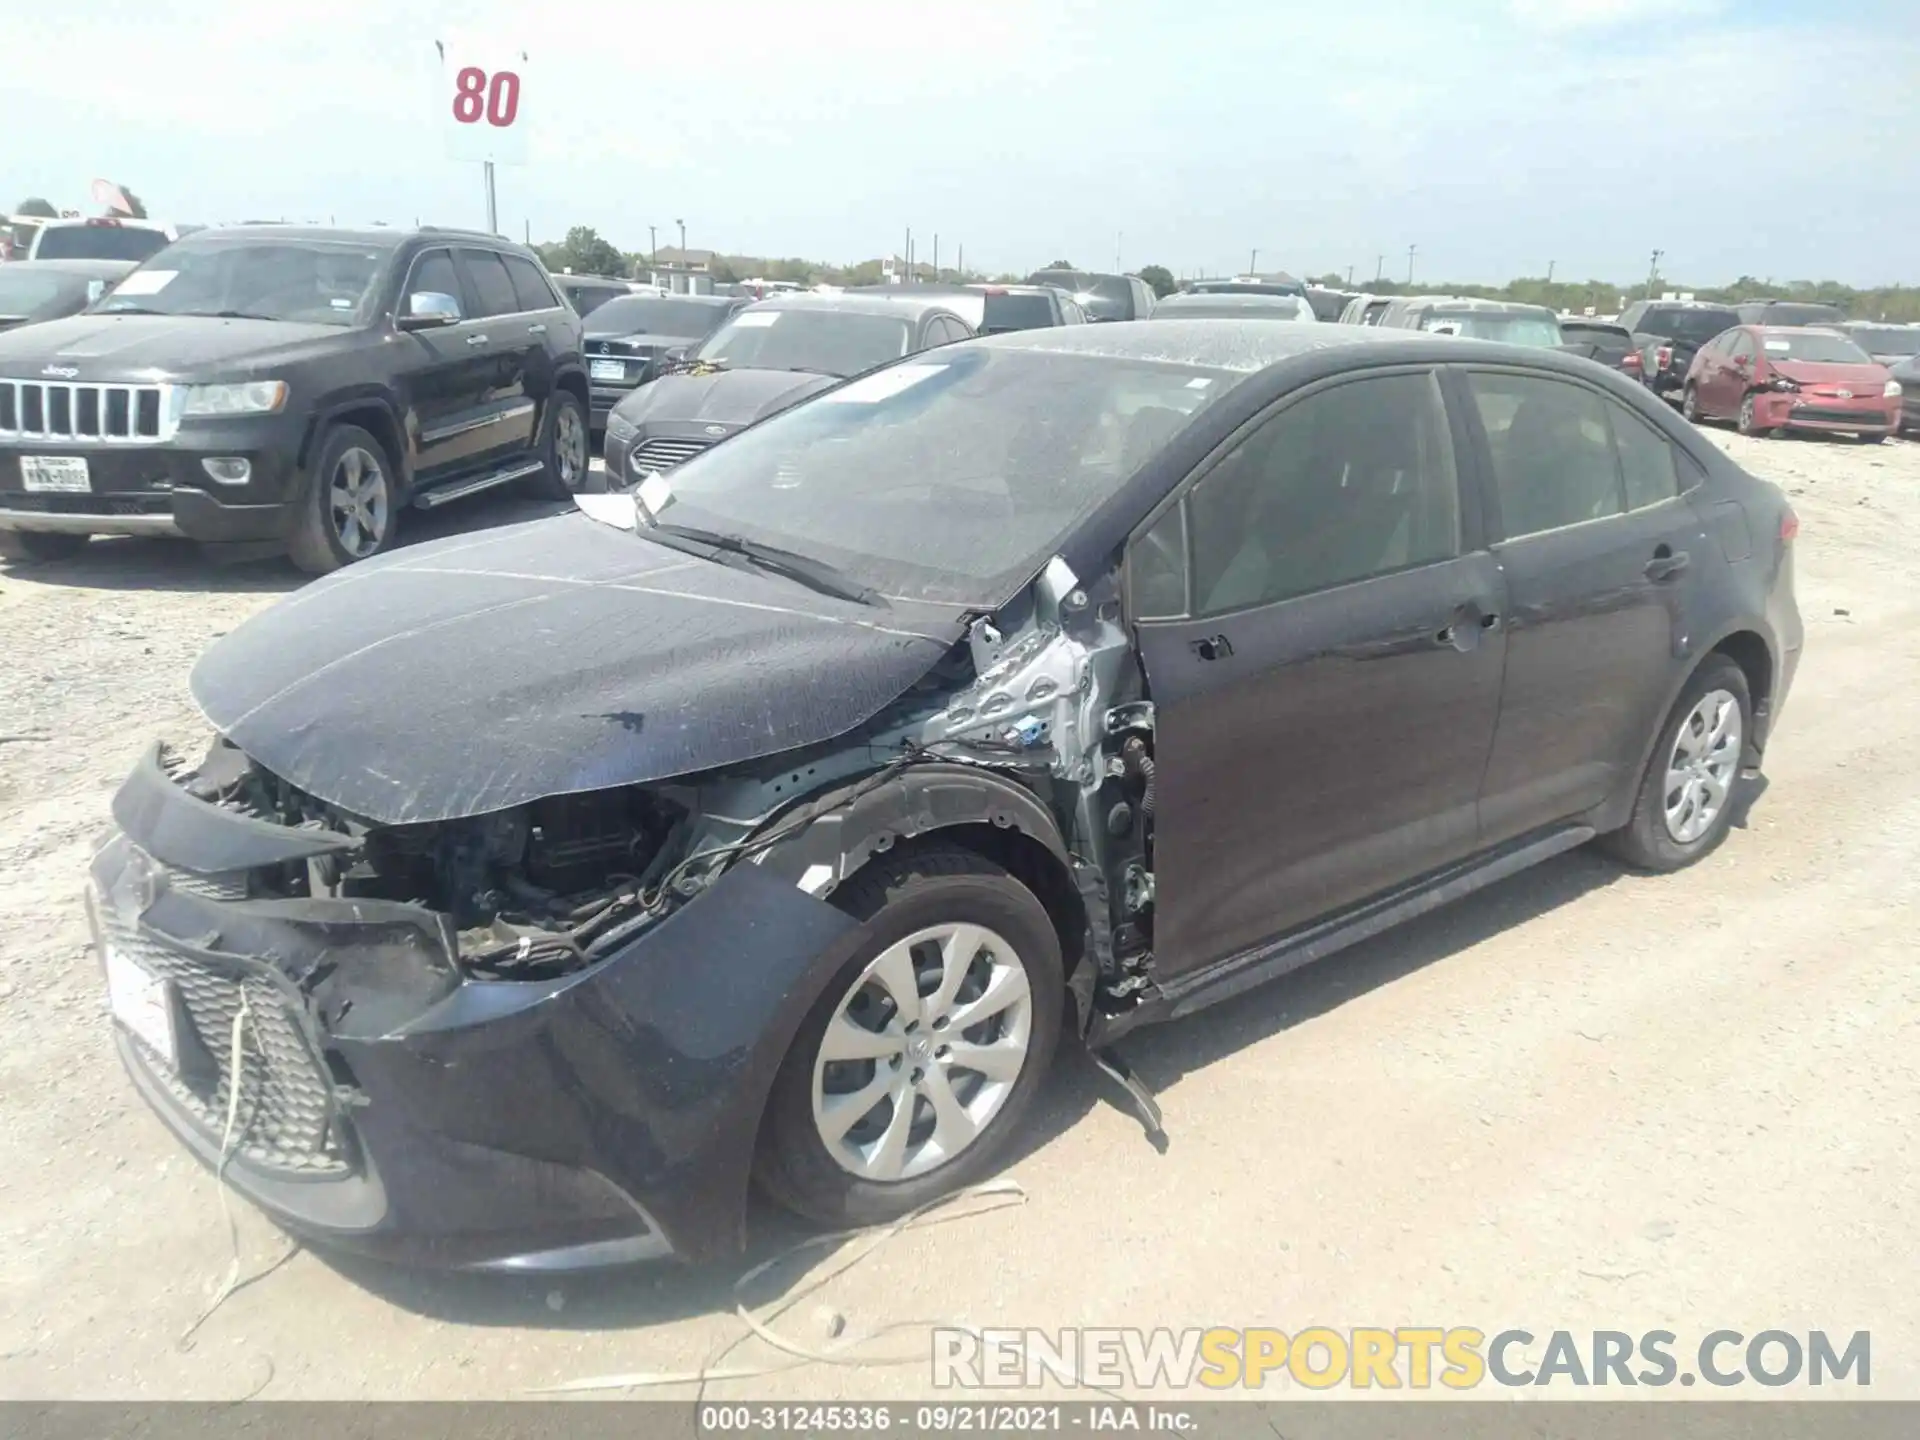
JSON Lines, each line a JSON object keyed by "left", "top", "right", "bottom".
{"left": 460, "top": 250, "right": 520, "bottom": 318}
{"left": 1470, "top": 372, "right": 1623, "bottom": 537}
{"left": 406, "top": 249, "right": 460, "bottom": 306}
{"left": 91, "top": 237, "right": 388, "bottom": 325}
{"left": 1171, "top": 372, "right": 1461, "bottom": 618}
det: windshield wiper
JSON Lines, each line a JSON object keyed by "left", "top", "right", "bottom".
{"left": 203, "top": 309, "right": 284, "bottom": 322}
{"left": 97, "top": 305, "right": 169, "bottom": 316}
{"left": 638, "top": 520, "right": 882, "bottom": 607}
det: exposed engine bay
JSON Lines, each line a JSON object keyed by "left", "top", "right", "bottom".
{"left": 172, "top": 556, "right": 1158, "bottom": 1003}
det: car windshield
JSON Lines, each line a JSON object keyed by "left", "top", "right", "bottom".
{"left": 0, "top": 270, "right": 78, "bottom": 315}
{"left": 589, "top": 296, "right": 731, "bottom": 337}
{"left": 697, "top": 308, "right": 911, "bottom": 375}
{"left": 1846, "top": 326, "right": 1920, "bottom": 357}
{"left": 1030, "top": 272, "right": 1132, "bottom": 320}
{"left": 1761, "top": 331, "right": 1873, "bottom": 363}
{"left": 1153, "top": 296, "right": 1309, "bottom": 321}
{"left": 981, "top": 293, "right": 1059, "bottom": 332}
{"left": 92, "top": 238, "right": 387, "bottom": 325}
{"left": 34, "top": 224, "right": 170, "bottom": 263}
{"left": 626, "top": 346, "right": 1234, "bottom": 604}
{"left": 1421, "top": 312, "right": 1564, "bottom": 346}
{"left": 1641, "top": 307, "right": 1739, "bottom": 343}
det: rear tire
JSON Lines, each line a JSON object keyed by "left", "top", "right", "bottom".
{"left": 753, "top": 843, "right": 1064, "bottom": 1228}
{"left": 1599, "top": 655, "right": 1752, "bottom": 873}
{"left": 287, "top": 424, "right": 399, "bottom": 575}
{"left": 0, "top": 530, "right": 90, "bottom": 563}
{"left": 524, "top": 390, "right": 591, "bottom": 500}
{"left": 1681, "top": 385, "right": 1702, "bottom": 424}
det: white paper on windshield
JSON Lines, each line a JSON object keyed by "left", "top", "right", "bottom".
{"left": 86, "top": 280, "right": 105, "bottom": 302}
{"left": 572, "top": 491, "right": 639, "bottom": 530}
{"left": 731, "top": 311, "right": 781, "bottom": 328}
{"left": 635, "top": 471, "right": 675, "bottom": 518}
{"left": 1186, "top": 377, "right": 1213, "bottom": 389}
{"left": 820, "top": 363, "right": 946, "bottom": 404}
{"left": 1764, "top": 339, "right": 1793, "bottom": 352}
{"left": 113, "top": 270, "right": 176, "bottom": 296}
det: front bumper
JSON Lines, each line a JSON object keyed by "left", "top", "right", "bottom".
{"left": 0, "top": 413, "right": 307, "bottom": 541}
{"left": 1750, "top": 391, "right": 1899, "bottom": 435}
{"left": 90, "top": 749, "right": 859, "bottom": 1270}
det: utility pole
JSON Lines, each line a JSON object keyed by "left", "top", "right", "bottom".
{"left": 483, "top": 160, "right": 497, "bottom": 234}
{"left": 1374, "top": 254, "right": 1384, "bottom": 283}
{"left": 1249, "top": 247, "right": 1259, "bottom": 275}
{"left": 1346, "top": 263, "right": 1355, "bottom": 286}
{"left": 1646, "top": 248, "right": 1664, "bottom": 300}
{"left": 648, "top": 225, "right": 657, "bottom": 266}
{"left": 932, "top": 233, "right": 939, "bottom": 281}
{"left": 903, "top": 226, "right": 911, "bottom": 285}
{"left": 1115, "top": 230, "right": 1123, "bottom": 271}
{"left": 1407, "top": 244, "right": 1417, "bottom": 285}
{"left": 957, "top": 243, "right": 963, "bottom": 279}
{"left": 674, "top": 218, "right": 686, "bottom": 259}
{"left": 1546, "top": 259, "right": 1556, "bottom": 283}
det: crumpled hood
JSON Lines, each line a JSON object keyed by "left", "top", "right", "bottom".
{"left": 0, "top": 312, "right": 348, "bottom": 378}
{"left": 611, "top": 367, "right": 838, "bottom": 430}
{"left": 190, "top": 513, "right": 963, "bottom": 825}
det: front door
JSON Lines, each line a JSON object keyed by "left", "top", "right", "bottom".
{"left": 392, "top": 247, "right": 495, "bottom": 483}
{"left": 1130, "top": 369, "right": 1509, "bottom": 979}
{"left": 1456, "top": 367, "right": 1705, "bottom": 843}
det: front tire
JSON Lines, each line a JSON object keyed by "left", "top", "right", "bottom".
{"left": 287, "top": 424, "right": 398, "bottom": 575}
{"left": 1681, "top": 385, "right": 1703, "bottom": 424}
{"left": 1599, "top": 655, "right": 1752, "bottom": 872}
{"left": 754, "top": 844, "right": 1064, "bottom": 1227}
{"left": 1736, "top": 393, "right": 1765, "bottom": 437}
{"left": 525, "top": 390, "right": 591, "bottom": 500}
{"left": 0, "top": 530, "right": 90, "bottom": 563}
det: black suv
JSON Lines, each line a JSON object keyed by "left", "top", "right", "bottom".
{"left": 0, "top": 225, "right": 590, "bottom": 572}
{"left": 1619, "top": 300, "right": 1740, "bottom": 404}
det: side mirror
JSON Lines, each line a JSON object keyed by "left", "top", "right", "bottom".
{"left": 397, "top": 291, "right": 462, "bottom": 331}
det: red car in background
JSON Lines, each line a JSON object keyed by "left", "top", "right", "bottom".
{"left": 1681, "top": 325, "right": 1901, "bottom": 442}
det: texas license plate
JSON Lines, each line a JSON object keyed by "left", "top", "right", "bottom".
{"left": 590, "top": 359, "right": 626, "bottom": 382}
{"left": 19, "top": 456, "right": 91, "bottom": 492}
{"left": 105, "top": 945, "right": 178, "bottom": 1070}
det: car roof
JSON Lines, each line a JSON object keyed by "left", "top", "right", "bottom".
{"left": 745, "top": 291, "right": 967, "bottom": 320}
{"left": 5, "top": 258, "right": 137, "bottom": 278}
{"left": 169, "top": 223, "right": 413, "bottom": 249}
{"left": 1413, "top": 297, "right": 1557, "bottom": 316}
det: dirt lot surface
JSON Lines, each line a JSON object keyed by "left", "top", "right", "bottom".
{"left": 2, "top": 432, "right": 1916, "bottom": 1401}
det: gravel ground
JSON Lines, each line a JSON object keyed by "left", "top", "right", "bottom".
{"left": 1, "top": 431, "right": 1916, "bottom": 1401}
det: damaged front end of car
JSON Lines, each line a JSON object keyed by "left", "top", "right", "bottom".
{"left": 91, "top": 552, "right": 1165, "bottom": 1270}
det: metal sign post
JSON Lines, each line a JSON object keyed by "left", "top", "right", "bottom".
{"left": 438, "top": 34, "right": 530, "bottom": 235}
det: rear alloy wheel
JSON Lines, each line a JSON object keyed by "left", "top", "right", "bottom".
{"left": 1600, "top": 655, "right": 1752, "bottom": 871}
{"left": 755, "top": 845, "right": 1063, "bottom": 1227}
{"left": 289, "top": 423, "right": 397, "bottom": 574}
{"left": 0, "top": 530, "right": 90, "bottom": 563}
{"left": 525, "top": 391, "right": 591, "bottom": 499}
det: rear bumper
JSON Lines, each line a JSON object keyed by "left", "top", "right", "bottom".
{"left": 89, "top": 746, "right": 859, "bottom": 1271}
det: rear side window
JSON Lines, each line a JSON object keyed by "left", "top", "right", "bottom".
{"left": 460, "top": 249, "right": 520, "bottom": 317}
{"left": 982, "top": 293, "right": 1058, "bottom": 332}
{"left": 504, "top": 254, "right": 559, "bottom": 312}
{"left": 1609, "top": 404, "right": 1681, "bottom": 509}
{"left": 1159, "top": 372, "right": 1460, "bottom": 618}
{"left": 1469, "top": 372, "right": 1623, "bottom": 537}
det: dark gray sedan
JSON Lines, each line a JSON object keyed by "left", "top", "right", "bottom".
{"left": 0, "top": 260, "right": 134, "bottom": 333}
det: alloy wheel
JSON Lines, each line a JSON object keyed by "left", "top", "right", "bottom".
{"left": 328, "top": 447, "right": 389, "bottom": 558}
{"left": 811, "top": 922, "right": 1034, "bottom": 1183}
{"left": 554, "top": 404, "right": 588, "bottom": 492}
{"left": 1663, "top": 688, "right": 1742, "bottom": 844}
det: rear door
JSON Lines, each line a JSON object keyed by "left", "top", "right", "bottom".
{"left": 452, "top": 247, "right": 540, "bottom": 465}
{"left": 1457, "top": 367, "right": 1706, "bottom": 842}
{"left": 1129, "top": 368, "right": 1507, "bottom": 978}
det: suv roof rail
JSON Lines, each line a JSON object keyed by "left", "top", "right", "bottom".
{"left": 416, "top": 225, "right": 511, "bottom": 240}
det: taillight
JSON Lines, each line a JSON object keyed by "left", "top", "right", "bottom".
{"left": 1622, "top": 352, "right": 1642, "bottom": 372}
{"left": 1781, "top": 507, "right": 1800, "bottom": 543}
{"left": 1656, "top": 345, "right": 1673, "bottom": 370}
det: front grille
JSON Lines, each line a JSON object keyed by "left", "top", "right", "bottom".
{"left": 0, "top": 379, "right": 175, "bottom": 442}
{"left": 586, "top": 339, "right": 655, "bottom": 359}
{"left": 1791, "top": 406, "right": 1887, "bottom": 425}
{"left": 100, "top": 905, "right": 349, "bottom": 1176}
{"left": 629, "top": 435, "right": 714, "bottom": 473}
{"left": 0, "top": 494, "right": 172, "bottom": 516}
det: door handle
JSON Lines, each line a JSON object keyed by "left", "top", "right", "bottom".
{"left": 1190, "top": 634, "right": 1233, "bottom": 661}
{"left": 1645, "top": 547, "right": 1691, "bottom": 582}
{"left": 528, "top": 323, "right": 547, "bottom": 335}
{"left": 465, "top": 333, "right": 490, "bottom": 347}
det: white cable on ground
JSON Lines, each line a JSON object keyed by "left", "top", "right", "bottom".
{"left": 177, "top": 991, "right": 256, "bottom": 1349}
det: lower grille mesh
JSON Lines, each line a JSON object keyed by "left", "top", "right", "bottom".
{"left": 101, "top": 908, "right": 348, "bottom": 1175}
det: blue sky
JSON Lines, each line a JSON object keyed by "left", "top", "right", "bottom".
{"left": 6, "top": 0, "right": 1916, "bottom": 285}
